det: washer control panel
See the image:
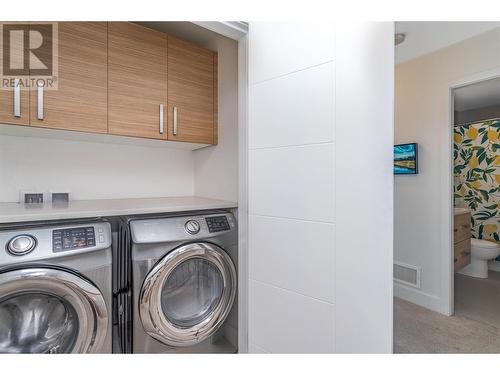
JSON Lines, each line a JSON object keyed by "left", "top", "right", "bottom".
{"left": 205, "top": 216, "right": 231, "bottom": 233}
{"left": 53, "top": 226, "right": 96, "bottom": 252}
{"left": 130, "top": 212, "right": 236, "bottom": 244}
{"left": 0, "top": 221, "right": 111, "bottom": 266}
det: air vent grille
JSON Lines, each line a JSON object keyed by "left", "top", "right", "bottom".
{"left": 394, "top": 262, "right": 421, "bottom": 289}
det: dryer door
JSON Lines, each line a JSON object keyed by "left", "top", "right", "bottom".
{"left": 139, "top": 242, "right": 236, "bottom": 347}
{"left": 0, "top": 267, "right": 108, "bottom": 354}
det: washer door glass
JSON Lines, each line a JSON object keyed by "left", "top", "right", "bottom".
{"left": 0, "top": 267, "right": 109, "bottom": 354}
{"left": 139, "top": 242, "right": 237, "bottom": 347}
{"left": 161, "top": 258, "right": 223, "bottom": 328}
{"left": 0, "top": 292, "right": 79, "bottom": 354}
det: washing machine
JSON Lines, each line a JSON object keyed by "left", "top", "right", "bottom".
{"left": 125, "top": 211, "right": 238, "bottom": 353}
{"left": 0, "top": 220, "right": 113, "bottom": 354}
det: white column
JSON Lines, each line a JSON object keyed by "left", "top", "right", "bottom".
{"left": 334, "top": 21, "right": 394, "bottom": 353}
{"left": 247, "top": 22, "right": 393, "bottom": 353}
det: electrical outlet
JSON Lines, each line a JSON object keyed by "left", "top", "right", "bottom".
{"left": 51, "top": 192, "right": 70, "bottom": 204}
{"left": 47, "top": 191, "right": 71, "bottom": 204}
{"left": 23, "top": 193, "right": 43, "bottom": 204}
{"left": 19, "top": 190, "right": 44, "bottom": 204}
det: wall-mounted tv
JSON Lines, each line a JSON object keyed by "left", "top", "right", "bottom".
{"left": 394, "top": 143, "right": 418, "bottom": 175}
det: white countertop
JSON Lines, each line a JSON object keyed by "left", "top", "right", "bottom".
{"left": 0, "top": 196, "right": 237, "bottom": 224}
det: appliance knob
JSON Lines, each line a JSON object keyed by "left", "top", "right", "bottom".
{"left": 7, "top": 234, "right": 37, "bottom": 256}
{"left": 184, "top": 220, "right": 201, "bottom": 235}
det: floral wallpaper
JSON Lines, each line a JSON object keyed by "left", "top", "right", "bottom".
{"left": 454, "top": 118, "right": 500, "bottom": 245}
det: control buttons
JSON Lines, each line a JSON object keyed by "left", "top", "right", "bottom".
{"left": 7, "top": 235, "right": 37, "bottom": 256}
{"left": 184, "top": 220, "right": 201, "bottom": 235}
{"left": 206, "top": 216, "right": 231, "bottom": 233}
{"left": 87, "top": 227, "right": 96, "bottom": 247}
{"left": 99, "top": 235, "right": 105, "bottom": 243}
{"left": 53, "top": 226, "right": 96, "bottom": 252}
{"left": 53, "top": 230, "right": 63, "bottom": 251}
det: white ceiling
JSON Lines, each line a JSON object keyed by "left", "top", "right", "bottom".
{"left": 395, "top": 22, "right": 500, "bottom": 64}
{"left": 454, "top": 78, "right": 500, "bottom": 111}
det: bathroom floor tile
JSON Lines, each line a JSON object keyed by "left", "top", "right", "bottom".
{"left": 455, "top": 271, "right": 500, "bottom": 329}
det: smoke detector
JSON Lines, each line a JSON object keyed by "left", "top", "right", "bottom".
{"left": 395, "top": 33, "right": 406, "bottom": 46}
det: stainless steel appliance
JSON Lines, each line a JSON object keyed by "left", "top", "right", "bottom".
{"left": 0, "top": 220, "right": 113, "bottom": 353}
{"left": 126, "top": 211, "right": 238, "bottom": 353}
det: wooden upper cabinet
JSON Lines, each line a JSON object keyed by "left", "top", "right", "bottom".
{"left": 1, "top": 22, "right": 219, "bottom": 145}
{"left": 30, "top": 22, "right": 108, "bottom": 133}
{"left": 167, "top": 36, "right": 217, "bottom": 144}
{"left": 108, "top": 22, "right": 167, "bottom": 140}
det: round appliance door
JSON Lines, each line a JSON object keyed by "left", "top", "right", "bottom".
{"left": 0, "top": 267, "right": 108, "bottom": 354}
{"left": 139, "top": 242, "right": 236, "bottom": 347}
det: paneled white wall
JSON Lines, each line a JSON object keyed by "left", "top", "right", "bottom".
{"left": 248, "top": 22, "right": 336, "bottom": 353}
{"left": 247, "top": 22, "right": 393, "bottom": 353}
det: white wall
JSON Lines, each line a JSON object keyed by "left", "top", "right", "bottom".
{"left": 395, "top": 28, "right": 500, "bottom": 313}
{"left": 0, "top": 132, "right": 194, "bottom": 202}
{"left": 247, "top": 22, "right": 393, "bottom": 353}
{"left": 194, "top": 34, "right": 239, "bottom": 202}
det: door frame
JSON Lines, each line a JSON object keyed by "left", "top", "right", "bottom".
{"left": 237, "top": 32, "right": 249, "bottom": 353}
{"left": 443, "top": 67, "right": 500, "bottom": 316}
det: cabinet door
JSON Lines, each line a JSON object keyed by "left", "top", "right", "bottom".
{"left": 167, "top": 36, "right": 216, "bottom": 144}
{"left": 108, "top": 22, "right": 167, "bottom": 139}
{"left": 0, "top": 29, "right": 30, "bottom": 126}
{"left": 30, "top": 22, "right": 108, "bottom": 133}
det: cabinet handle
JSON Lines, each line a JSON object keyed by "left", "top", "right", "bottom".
{"left": 454, "top": 258, "right": 458, "bottom": 263}
{"left": 13, "top": 79, "right": 20, "bottom": 118}
{"left": 461, "top": 251, "right": 471, "bottom": 256}
{"left": 159, "top": 104, "right": 164, "bottom": 134}
{"left": 173, "top": 106, "right": 178, "bottom": 136}
{"left": 37, "top": 82, "right": 44, "bottom": 120}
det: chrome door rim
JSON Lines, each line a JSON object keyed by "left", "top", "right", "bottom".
{"left": 139, "top": 243, "right": 237, "bottom": 347}
{"left": 0, "top": 267, "right": 108, "bottom": 353}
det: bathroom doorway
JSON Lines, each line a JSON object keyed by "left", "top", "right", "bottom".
{"left": 394, "top": 22, "right": 500, "bottom": 353}
{"left": 451, "top": 76, "right": 500, "bottom": 328}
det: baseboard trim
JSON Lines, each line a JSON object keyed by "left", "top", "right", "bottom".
{"left": 394, "top": 282, "right": 442, "bottom": 313}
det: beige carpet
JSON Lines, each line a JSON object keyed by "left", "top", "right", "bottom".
{"left": 455, "top": 271, "right": 500, "bottom": 329}
{"left": 394, "top": 298, "right": 500, "bottom": 353}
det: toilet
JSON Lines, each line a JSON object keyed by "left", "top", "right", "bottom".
{"left": 458, "top": 238, "right": 500, "bottom": 279}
